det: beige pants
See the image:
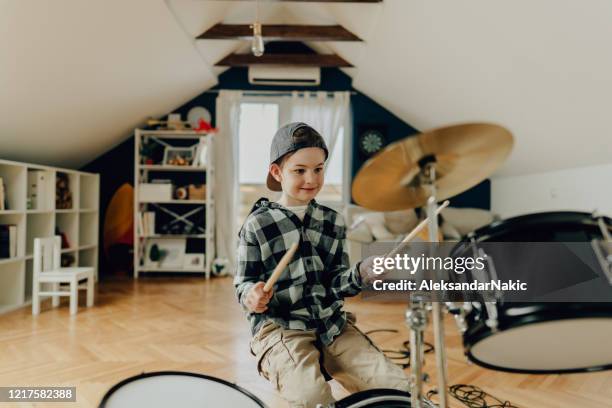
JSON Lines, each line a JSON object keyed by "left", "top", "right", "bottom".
{"left": 250, "top": 321, "right": 410, "bottom": 407}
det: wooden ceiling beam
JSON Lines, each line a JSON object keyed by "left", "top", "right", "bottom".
{"left": 197, "top": 24, "right": 362, "bottom": 42}
{"left": 214, "top": 1, "right": 381, "bottom": 3}
{"left": 215, "top": 53, "right": 353, "bottom": 67}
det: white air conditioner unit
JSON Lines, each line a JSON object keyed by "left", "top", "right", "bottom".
{"left": 248, "top": 65, "right": 321, "bottom": 86}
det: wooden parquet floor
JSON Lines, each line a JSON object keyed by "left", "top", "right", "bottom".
{"left": 0, "top": 276, "right": 611, "bottom": 407}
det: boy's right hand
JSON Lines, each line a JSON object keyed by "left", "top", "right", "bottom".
{"left": 245, "top": 282, "right": 273, "bottom": 313}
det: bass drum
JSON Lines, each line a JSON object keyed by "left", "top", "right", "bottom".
{"left": 333, "top": 389, "right": 412, "bottom": 407}
{"left": 99, "top": 371, "right": 267, "bottom": 408}
{"left": 453, "top": 211, "right": 612, "bottom": 374}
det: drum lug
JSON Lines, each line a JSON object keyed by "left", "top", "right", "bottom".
{"left": 484, "top": 301, "right": 499, "bottom": 332}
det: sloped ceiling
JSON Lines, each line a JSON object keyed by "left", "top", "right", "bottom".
{"left": 1, "top": 0, "right": 611, "bottom": 176}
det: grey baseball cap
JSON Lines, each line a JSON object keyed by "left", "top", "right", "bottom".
{"left": 266, "top": 122, "right": 329, "bottom": 191}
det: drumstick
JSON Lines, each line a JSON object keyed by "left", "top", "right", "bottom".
{"left": 385, "top": 200, "right": 450, "bottom": 258}
{"left": 264, "top": 242, "right": 299, "bottom": 292}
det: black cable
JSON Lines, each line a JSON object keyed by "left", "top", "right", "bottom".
{"left": 365, "top": 329, "right": 518, "bottom": 407}
{"left": 364, "top": 328, "right": 434, "bottom": 369}
{"left": 449, "top": 384, "right": 519, "bottom": 408}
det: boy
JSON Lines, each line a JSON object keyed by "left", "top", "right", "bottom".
{"left": 234, "top": 122, "right": 409, "bottom": 407}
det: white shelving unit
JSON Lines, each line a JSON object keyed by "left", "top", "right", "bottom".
{"left": 0, "top": 159, "right": 99, "bottom": 314}
{"left": 134, "top": 129, "right": 215, "bottom": 279}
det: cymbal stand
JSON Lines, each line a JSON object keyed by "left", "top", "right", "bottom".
{"left": 404, "top": 162, "right": 449, "bottom": 408}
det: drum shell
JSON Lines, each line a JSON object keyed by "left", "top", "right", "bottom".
{"left": 452, "top": 211, "right": 612, "bottom": 374}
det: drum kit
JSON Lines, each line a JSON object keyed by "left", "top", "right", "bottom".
{"left": 351, "top": 122, "right": 612, "bottom": 407}
{"left": 99, "top": 123, "right": 612, "bottom": 407}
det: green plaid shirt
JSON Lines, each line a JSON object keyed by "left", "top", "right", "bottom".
{"left": 234, "top": 198, "right": 362, "bottom": 345}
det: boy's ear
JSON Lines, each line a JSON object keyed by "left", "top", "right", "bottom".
{"left": 270, "top": 163, "right": 282, "bottom": 182}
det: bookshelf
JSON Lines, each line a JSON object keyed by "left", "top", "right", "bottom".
{"left": 134, "top": 129, "right": 215, "bottom": 279}
{"left": 0, "top": 159, "right": 99, "bottom": 314}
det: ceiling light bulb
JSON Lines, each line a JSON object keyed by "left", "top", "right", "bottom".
{"left": 251, "top": 22, "right": 264, "bottom": 57}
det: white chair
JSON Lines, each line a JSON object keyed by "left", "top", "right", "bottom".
{"left": 32, "top": 236, "right": 95, "bottom": 315}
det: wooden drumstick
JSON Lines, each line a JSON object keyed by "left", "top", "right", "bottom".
{"left": 264, "top": 242, "right": 299, "bottom": 292}
{"left": 385, "top": 200, "right": 450, "bottom": 258}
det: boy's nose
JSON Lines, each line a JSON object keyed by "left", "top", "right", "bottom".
{"left": 304, "top": 171, "right": 317, "bottom": 184}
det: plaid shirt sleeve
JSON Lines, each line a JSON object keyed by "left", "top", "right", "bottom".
{"left": 327, "top": 214, "right": 363, "bottom": 299}
{"left": 234, "top": 218, "right": 264, "bottom": 310}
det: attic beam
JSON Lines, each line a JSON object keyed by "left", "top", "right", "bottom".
{"left": 216, "top": 1, "right": 381, "bottom": 2}
{"left": 197, "top": 24, "right": 362, "bottom": 42}
{"left": 215, "top": 53, "right": 353, "bottom": 67}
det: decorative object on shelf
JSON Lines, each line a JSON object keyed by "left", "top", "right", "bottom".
{"left": 187, "top": 107, "right": 212, "bottom": 129}
{"left": 191, "top": 138, "right": 208, "bottom": 167}
{"left": 175, "top": 186, "right": 188, "bottom": 200}
{"left": 139, "top": 183, "right": 172, "bottom": 202}
{"left": 147, "top": 243, "right": 164, "bottom": 267}
{"left": 183, "top": 253, "right": 205, "bottom": 270}
{"left": 163, "top": 147, "right": 194, "bottom": 166}
{"left": 358, "top": 125, "right": 387, "bottom": 157}
{"left": 140, "top": 139, "right": 156, "bottom": 165}
{"left": 28, "top": 170, "right": 50, "bottom": 210}
{"left": 0, "top": 177, "right": 5, "bottom": 210}
{"left": 144, "top": 238, "right": 186, "bottom": 268}
{"left": 188, "top": 184, "right": 206, "bottom": 200}
{"left": 0, "top": 224, "right": 17, "bottom": 258}
{"left": 55, "top": 226, "right": 71, "bottom": 249}
{"left": 61, "top": 252, "right": 76, "bottom": 267}
{"left": 146, "top": 118, "right": 191, "bottom": 131}
{"left": 56, "top": 172, "right": 73, "bottom": 209}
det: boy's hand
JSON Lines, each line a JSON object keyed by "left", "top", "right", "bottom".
{"left": 358, "top": 255, "right": 381, "bottom": 284}
{"left": 245, "top": 282, "right": 273, "bottom": 313}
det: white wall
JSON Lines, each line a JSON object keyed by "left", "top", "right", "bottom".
{"left": 491, "top": 163, "right": 612, "bottom": 219}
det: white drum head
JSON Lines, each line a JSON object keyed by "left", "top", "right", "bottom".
{"left": 470, "top": 318, "right": 612, "bottom": 372}
{"left": 101, "top": 372, "right": 265, "bottom": 408}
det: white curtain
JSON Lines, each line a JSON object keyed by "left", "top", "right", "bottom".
{"left": 288, "top": 91, "right": 350, "bottom": 163}
{"left": 215, "top": 90, "right": 242, "bottom": 272}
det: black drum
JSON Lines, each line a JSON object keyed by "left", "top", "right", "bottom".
{"left": 333, "top": 389, "right": 412, "bottom": 407}
{"left": 99, "top": 371, "right": 267, "bottom": 408}
{"left": 452, "top": 211, "right": 612, "bottom": 374}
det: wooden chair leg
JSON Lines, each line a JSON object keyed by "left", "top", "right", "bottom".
{"left": 32, "top": 284, "right": 40, "bottom": 315}
{"left": 52, "top": 283, "right": 60, "bottom": 307}
{"left": 86, "top": 275, "right": 94, "bottom": 307}
{"left": 69, "top": 279, "right": 78, "bottom": 315}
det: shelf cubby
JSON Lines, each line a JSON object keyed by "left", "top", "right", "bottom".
{"left": 56, "top": 212, "right": 79, "bottom": 251}
{"left": 0, "top": 162, "right": 26, "bottom": 212}
{"left": 26, "top": 213, "right": 54, "bottom": 256}
{"left": 0, "top": 260, "right": 25, "bottom": 310}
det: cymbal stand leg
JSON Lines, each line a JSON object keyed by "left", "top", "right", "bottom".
{"left": 406, "top": 296, "right": 428, "bottom": 408}
{"left": 424, "top": 164, "right": 449, "bottom": 408}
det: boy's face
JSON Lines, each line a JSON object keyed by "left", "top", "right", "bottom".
{"left": 270, "top": 147, "right": 326, "bottom": 205}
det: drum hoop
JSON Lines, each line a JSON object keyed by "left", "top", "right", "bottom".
{"left": 464, "top": 211, "right": 611, "bottom": 244}
{"left": 464, "top": 313, "right": 612, "bottom": 374}
{"left": 98, "top": 371, "right": 267, "bottom": 408}
{"left": 334, "top": 388, "right": 412, "bottom": 408}
{"left": 466, "top": 349, "right": 612, "bottom": 375}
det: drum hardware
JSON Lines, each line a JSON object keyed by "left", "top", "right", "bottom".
{"left": 445, "top": 303, "right": 468, "bottom": 333}
{"left": 406, "top": 296, "right": 429, "bottom": 408}
{"left": 592, "top": 213, "right": 612, "bottom": 283}
{"left": 353, "top": 123, "right": 515, "bottom": 407}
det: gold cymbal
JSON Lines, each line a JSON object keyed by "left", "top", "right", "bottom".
{"left": 351, "top": 123, "right": 513, "bottom": 211}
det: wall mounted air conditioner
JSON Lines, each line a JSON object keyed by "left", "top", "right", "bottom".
{"left": 248, "top": 66, "right": 321, "bottom": 86}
